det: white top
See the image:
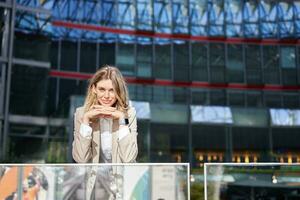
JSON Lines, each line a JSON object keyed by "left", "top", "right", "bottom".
{"left": 79, "top": 118, "right": 130, "bottom": 163}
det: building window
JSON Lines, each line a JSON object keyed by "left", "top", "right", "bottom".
{"left": 280, "top": 46, "right": 297, "bottom": 85}
{"left": 227, "top": 44, "right": 244, "bottom": 83}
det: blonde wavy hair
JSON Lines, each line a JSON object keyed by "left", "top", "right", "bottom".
{"left": 83, "top": 65, "right": 129, "bottom": 113}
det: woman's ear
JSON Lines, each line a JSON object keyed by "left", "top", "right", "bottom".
{"left": 92, "top": 84, "right": 96, "bottom": 95}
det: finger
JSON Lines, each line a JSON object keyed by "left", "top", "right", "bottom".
{"left": 94, "top": 110, "right": 112, "bottom": 116}
{"left": 103, "top": 106, "right": 116, "bottom": 112}
{"left": 93, "top": 105, "right": 104, "bottom": 109}
{"left": 101, "top": 114, "right": 112, "bottom": 118}
{"left": 95, "top": 108, "right": 115, "bottom": 114}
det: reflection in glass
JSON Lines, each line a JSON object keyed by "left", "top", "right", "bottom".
{"left": 270, "top": 108, "right": 300, "bottom": 126}
{"left": 205, "top": 164, "right": 300, "bottom": 200}
{"left": 0, "top": 165, "right": 189, "bottom": 200}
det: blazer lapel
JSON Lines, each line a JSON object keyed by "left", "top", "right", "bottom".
{"left": 112, "top": 119, "right": 119, "bottom": 163}
{"left": 91, "top": 120, "right": 100, "bottom": 163}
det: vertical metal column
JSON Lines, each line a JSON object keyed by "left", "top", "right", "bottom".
{"left": 146, "top": 120, "right": 151, "bottom": 161}
{"left": 268, "top": 126, "right": 274, "bottom": 161}
{"left": 0, "top": 6, "right": 10, "bottom": 114}
{"left": 3, "top": 0, "right": 16, "bottom": 160}
{"left": 225, "top": 126, "right": 233, "bottom": 162}
{"left": 96, "top": 41, "right": 99, "bottom": 69}
{"left": 55, "top": 39, "right": 61, "bottom": 110}
{"left": 188, "top": 32, "right": 193, "bottom": 166}
{"left": 0, "top": 4, "right": 11, "bottom": 159}
{"left": 76, "top": 39, "right": 81, "bottom": 84}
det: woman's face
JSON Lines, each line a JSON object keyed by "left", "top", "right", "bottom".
{"left": 93, "top": 79, "right": 117, "bottom": 107}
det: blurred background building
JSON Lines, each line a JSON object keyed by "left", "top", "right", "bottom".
{"left": 0, "top": 0, "right": 300, "bottom": 168}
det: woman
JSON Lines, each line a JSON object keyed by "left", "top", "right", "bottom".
{"left": 72, "top": 65, "right": 138, "bottom": 199}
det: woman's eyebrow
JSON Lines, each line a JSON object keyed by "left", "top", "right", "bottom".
{"left": 98, "top": 86, "right": 114, "bottom": 90}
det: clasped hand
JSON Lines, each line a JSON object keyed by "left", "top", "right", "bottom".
{"left": 83, "top": 105, "right": 124, "bottom": 124}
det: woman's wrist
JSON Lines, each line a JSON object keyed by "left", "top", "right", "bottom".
{"left": 83, "top": 114, "right": 90, "bottom": 125}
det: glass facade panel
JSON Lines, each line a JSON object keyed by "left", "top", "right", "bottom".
{"left": 135, "top": 84, "right": 152, "bottom": 102}
{"left": 209, "top": 43, "right": 225, "bottom": 83}
{"left": 154, "top": 0, "right": 171, "bottom": 33}
{"left": 61, "top": 41, "right": 77, "bottom": 71}
{"left": 225, "top": 0, "right": 242, "bottom": 37}
{"left": 150, "top": 103, "right": 188, "bottom": 124}
{"left": 273, "top": 128, "right": 300, "bottom": 163}
{"left": 246, "top": 91, "right": 263, "bottom": 108}
{"left": 173, "top": 87, "right": 188, "bottom": 104}
{"left": 191, "top": 89, "right": 208, "bottom": 105}
{"left": 231, "top": 108, "right": 269, "bottom": 127}
{"left": 173, "top": 40, "right": 189, "bottom": 81}
{"left": 260, "top": 1, "right": 278, "bottom": 38}
{"left": 9, "top": 134, "right": 48, "bottom": 162}
{"left": 137, "top": 120, "right": 150, "bottom": 162}
{"left": 263, "top": 45, "right": 280, "bottom": 84}
{"left": 0, "top": 7, "right": 6, "bottom": 57}
{"left": 50, "top": 40, "right": 58, "bottom": 69}
{"left": 280, "top": 46, "right": 296, "bottom": 66}
{"left": 210, "top": 89, "right": 226, "bottom": 105}
{"left": 151, "top": 123, "right": 188, "bottom": 162}
{"left": 99, "top": 43, "right": 115, "bottom": 67}
{"left": 172, "top": 0, "right": 189, "bottom": 34}
{"left": 116, "top": 38, "right": 135, "bottom": 76}
{"left": 153, "top": 39, "right": 171, "bottom": 79}
{"left": 152, "top": 85, "right": 173, "bottom": 103}
{"left": 191, "top": 105, "right": 232, "bottom": 124}
{"left": 243, "top": 0, "right": 259, "bottom": 37}
{"left": 193, "top": 125, "right": 227, "bottom": 165}
{"left": 227, "top": 44, "right": 244, "bottom": 83}
{"left": 137, "top": 0, "right": 153, "bottom": 31}
{"left": 265, "top": 92, "right": 282, "bottom": 108}
{"left": 14, "top": 32, "right": 50, "bottom": 62}
{"left": 191, "top": 42, "right": 208, "bottom": 82}
{"left": 209, "top": 0, "right": 224, "bottom": 36}
{"left": 10, "top": 65, "right": 48, "bottom": 116}
{"left": 278, "top": 2, "right": 294, "bottom": 37}
{"left": 58, "top": 79, "right": 79, "bottom": 117}
{"left": 270, "top": 108, "right": 300, "bottom": 126}
{"left": 228, "top": 90, "right": 245, "bottom": 106}
{"left": 189, "top": 0, "right": 208, "bottom": 36}
{"left": 47, "top": 77, "right": 57, "bottom": 116}
{"left": 80, "top": 42, "right": 97, "bottom": 73}
{"left": 280, "top": 46, "right": 297, "bottom": 85}
{"left": 232, "top": 127, "right": 269, "bottom": 162}
{"left": 282, "top": 93, "right": 300, "bottom": 109}
{"left": 245, "top": 45, "right": 262, "bottom": 84}
{"left": 137, "top": 37, "right": 152, "bottom": 78}
{"left": 117, "top": 0, "right": 135, "bottom": 29}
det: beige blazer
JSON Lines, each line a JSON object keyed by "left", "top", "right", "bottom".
{"left": 72, "top": 106, "right": 138, "bottom": 199}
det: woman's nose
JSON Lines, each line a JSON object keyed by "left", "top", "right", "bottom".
{"left": 104, "top": 91, "right": 109, "bottom": 97}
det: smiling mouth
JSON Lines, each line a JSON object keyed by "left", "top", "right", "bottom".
{"left": 101, "top": 100, "right": 111, "bottom": 104}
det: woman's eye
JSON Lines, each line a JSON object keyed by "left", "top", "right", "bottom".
{"left": 99, "top": 88, "right": 105, "bottom": 92}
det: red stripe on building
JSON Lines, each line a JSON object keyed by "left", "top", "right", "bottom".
{"left": 50, "top": 70, "right": 92, "bottom": 80}
{"left": 52, "top": 20, "right": 300, "bottom": 45}
{"left": 49, "top": 70, "right": 300, "bottom": 91}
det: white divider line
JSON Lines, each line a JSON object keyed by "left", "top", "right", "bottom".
{"left": 0, "top": 163, "right": 190, "bottom": 167}
{"left": 187, "top": 162, "right": 191, "bottom": 200}
{"left": 204, "top": 162, "right": 300, "bottom": 166}
{"left": 204, "top": 163, "right": 208, "bottom": 200}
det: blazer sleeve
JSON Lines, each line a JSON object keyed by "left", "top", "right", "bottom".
{"left": 117, "top": 107, "right": 138, "bottom": 163}
{"left": 72, "top": 107, "right": 93, "bottom": 163}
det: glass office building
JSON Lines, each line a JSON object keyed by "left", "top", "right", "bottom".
{"left": 0, "top": 0, "right": 300, "bottom": 168}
